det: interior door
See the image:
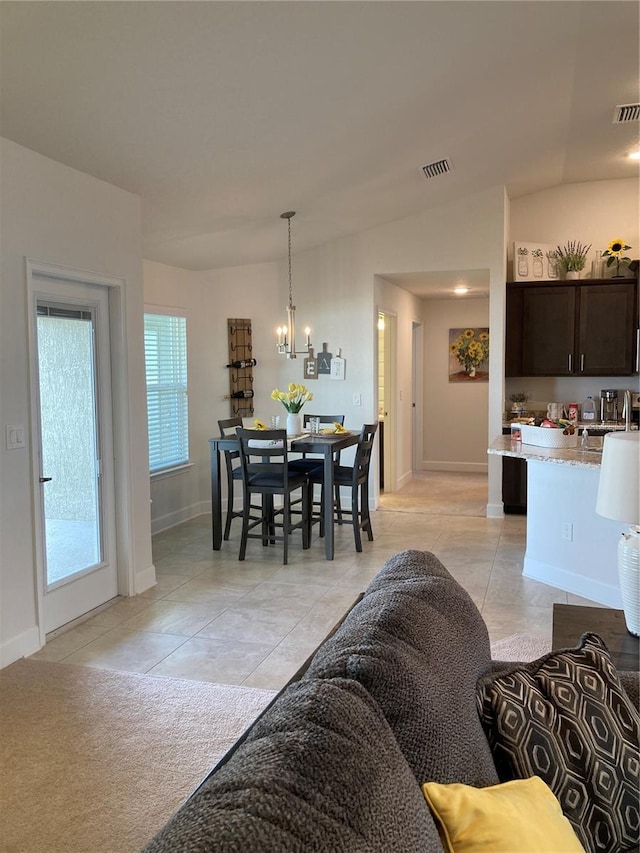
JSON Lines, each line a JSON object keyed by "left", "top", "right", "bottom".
{"left": 377, "top": 311, "right": 396, "bottom": 492}
{"left": 411, "top": 321, "right": 423, "bottom": 472}
{"left": 31, "top": 278, "right": 118, "bottom": 633}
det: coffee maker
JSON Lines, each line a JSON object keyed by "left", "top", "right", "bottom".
{"left": 600, "top": 389, "right": 619, "bottom": 423}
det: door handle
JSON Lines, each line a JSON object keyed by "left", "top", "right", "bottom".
{"left": 39, "top": 476, "right": 52, "bottom": 483}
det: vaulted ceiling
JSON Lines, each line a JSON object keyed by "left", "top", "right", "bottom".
{"left": 1, "top": 1, "right": 638, "bottom": 277}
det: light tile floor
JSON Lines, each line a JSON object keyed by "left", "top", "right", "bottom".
{"left": 31, "top": 472, "right": 602, "bottom": 690}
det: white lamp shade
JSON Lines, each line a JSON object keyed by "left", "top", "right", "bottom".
{"left": 595, "top": 432, "right": 640, "bottom": 525}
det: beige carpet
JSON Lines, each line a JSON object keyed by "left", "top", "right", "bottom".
{"left": 491, "top": 633, "right": 551, "bottom": 661}
{"left": 0, "top": 659, "right": 276, "bottom": 853}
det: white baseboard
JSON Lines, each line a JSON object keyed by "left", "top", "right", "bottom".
{"left": 151, "top": 500, "right": 210, "bottom": 535}
{"left": 0, "top": 625, "right": 41, "bottom": 669}
{"left": 486, "top": 502, "right": 504, "bottom": 518}
{"left": 523, "top": 556, "right": 624, "bottom": 609}
{"left": 134, "top": 563, "right": 157, "bottom": 595}
{"left": 396, "top": 470, "right": 413, "bottom": 490}
{"left": 421, "top": 461, "right": 488, "bottom": 474}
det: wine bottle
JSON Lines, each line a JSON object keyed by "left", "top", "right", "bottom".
{"left": 225, "top": 358, "right": 257, "bottom": 369}
{"left": 224, "top": 390, "right": 254, "bottom": 399}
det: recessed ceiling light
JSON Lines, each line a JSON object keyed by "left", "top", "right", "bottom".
{"left": 628, "top": 151, "right": 640, "bottom": 160}
{"left": 454, "top": 286, "right": 469, "bottom": 295}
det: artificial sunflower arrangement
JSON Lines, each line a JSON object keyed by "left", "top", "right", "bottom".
{"left": 271, "top": 383, "right": 313, "bottom": 413}
{"left": 450, "top": 329, "right": 489, "bottom": 374}
{"left": 602, "top": 238, "right": 632, "bottom": 277}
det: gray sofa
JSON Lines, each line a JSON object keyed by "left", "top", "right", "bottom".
{"left": 144, "top": 550, "right": 639, "bottom": 853}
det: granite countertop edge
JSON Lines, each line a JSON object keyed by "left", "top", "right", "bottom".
{"left": 502, "top": 420, "right": 636, "bottom": 431}
{"left": 488, "top": 435, "right": 602, "bottom": 469}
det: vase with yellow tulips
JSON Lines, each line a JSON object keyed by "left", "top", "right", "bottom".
{"left": 271, "top": 383, "right": 313, "bottom": 435}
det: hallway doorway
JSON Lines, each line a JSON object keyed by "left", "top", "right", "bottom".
{"left": 377, "top": 310, "right": 396, "bottom": 492}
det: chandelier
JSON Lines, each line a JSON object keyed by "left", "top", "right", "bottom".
{"left": 276, "top": 211, "right": 311, "bottom": 358}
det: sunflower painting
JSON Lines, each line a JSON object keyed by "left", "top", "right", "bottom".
{"left": 448, "top": 327, "right": 489, "bottom": 382}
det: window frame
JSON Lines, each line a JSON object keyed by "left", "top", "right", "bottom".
{"left": 143, "top": 305, "right": 190, "bottom": 476}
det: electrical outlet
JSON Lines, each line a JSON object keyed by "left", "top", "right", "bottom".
{"left": 561, "top": 522, "right": 573, "bottom": 542}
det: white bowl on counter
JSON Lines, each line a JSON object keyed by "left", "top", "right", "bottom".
{"left": 520, "top": 423, "right": 579, "bottom": 448}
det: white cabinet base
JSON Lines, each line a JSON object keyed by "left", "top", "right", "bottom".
{"left": 523, "top": 460, "right": 624, "bottom": 608}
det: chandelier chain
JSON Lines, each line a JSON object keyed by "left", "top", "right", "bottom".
{"left": 287, "top": 215, "right": 293, "bottom": 307}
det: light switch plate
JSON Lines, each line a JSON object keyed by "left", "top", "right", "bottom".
{"left": 6, "top": 424, "right": 26, "bottom": 450}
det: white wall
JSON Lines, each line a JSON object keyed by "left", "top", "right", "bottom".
{"left": 144, "top": 259, "right": 287, "bottom": 531}
{"left": 509, "top": 179, "right": 639, "bottom": 271}
{"left": 420, "top": 296, "right": 490, "bottom": 472}
{"left": 507, "top": 178, "right": 640, "bottom": 413}
{"left": 143, "top": 178, "right": 640, "bottom": 537}
{"left": 3, "top": 139, "right": 634, "bottom": 667}
{"left": 0, "top": 138, "right": 152, "bottom": 666}
{"left": 144, "top": 185, "right": 509, "bottom": 525}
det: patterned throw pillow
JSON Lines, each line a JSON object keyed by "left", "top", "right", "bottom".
{"left": 476, "top": 633, "right": 640, "bottom": 853}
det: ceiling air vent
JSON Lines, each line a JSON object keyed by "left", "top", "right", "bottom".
{"left": 612, "top": 103, "right": 640, "bottom": 123}
{"left": 421, "top": 158, "right": 452, "bottom": 179}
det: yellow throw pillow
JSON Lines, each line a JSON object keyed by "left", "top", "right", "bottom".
{"left": 422, "top": 776, "right": 585, "bottom": 853}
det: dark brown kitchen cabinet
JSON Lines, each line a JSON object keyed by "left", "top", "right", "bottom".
{"left": 506, "top": 279, "right": 638, "bottom": 377}
{"left": 578, "top": 283, "right": 636, "bottom": 374}
{"left": 501, "top": 428, "right": 527, "bottom": 513}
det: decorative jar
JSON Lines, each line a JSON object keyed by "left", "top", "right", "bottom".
{"left": 286, "top": 413, "right": 302, "bottom": 437}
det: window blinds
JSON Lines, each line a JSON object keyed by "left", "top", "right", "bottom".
{"left": 144, "top": 313, "right": 189, "bottom": 473}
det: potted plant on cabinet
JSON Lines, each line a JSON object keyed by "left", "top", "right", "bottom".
{"left": 555, "top": 241, "right": 591, "bottom": 279}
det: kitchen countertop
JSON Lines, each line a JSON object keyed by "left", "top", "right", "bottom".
{"left": 502, "top": 419, "right": 637, "bottom": 431}
{"left": 489, "top": 435, "right": 604, "bottom": 469}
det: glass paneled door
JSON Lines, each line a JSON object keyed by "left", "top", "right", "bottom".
{"left": 33, "top": 279, "right": 118, "bottom": 634}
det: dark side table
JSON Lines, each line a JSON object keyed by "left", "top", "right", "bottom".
{"left": 552, "top": 604, "right": 639, "bottom": 671}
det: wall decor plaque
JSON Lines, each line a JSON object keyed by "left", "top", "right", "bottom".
{"left": 513, "top": 241, "right": 558, "bottom": 281}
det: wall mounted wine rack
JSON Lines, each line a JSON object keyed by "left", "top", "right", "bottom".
{"left": 226, "top": 318, "right": 254, "bottom": 417}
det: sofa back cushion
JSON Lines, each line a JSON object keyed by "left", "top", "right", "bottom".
{"left": 305, "top": 550, "right": 499, "bottom": 789}
{"left": 143, "top": 676, "right": 443, "bottom": 853}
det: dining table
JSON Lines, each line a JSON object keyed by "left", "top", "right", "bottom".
{"left": 208, "top": 430, "right": 361, "bottom": 560}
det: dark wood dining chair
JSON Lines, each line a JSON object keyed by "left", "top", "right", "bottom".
{"left": 217, "top": 417, "right": 243, "bottom": 540}
{"left": 288, "top": 414, "right": 345, "bottom": 476}
{"left": 289, "top": 414, "right": 345, "bottom": 535}
{"left": 310, "top": 423, "right": 378, "bottom": 552}
{"left": 236, "top": 428, "right": 310, "bottom": 565}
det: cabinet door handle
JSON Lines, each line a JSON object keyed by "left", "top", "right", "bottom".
{"left": 568, "top": 353, "right": 572, "bottom": 373}
{"left": 636, "top": 329, "right": 639, "bottom": 373}
{"left": 580, "top": 353, "right": 585, "bottom": 372}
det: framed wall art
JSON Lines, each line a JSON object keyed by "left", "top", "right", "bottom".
{"left": 513, "top": 241, "right": 558, "bottom": 281}
{"left": 449, "top": 327, "right": 489, "bottom": 382}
